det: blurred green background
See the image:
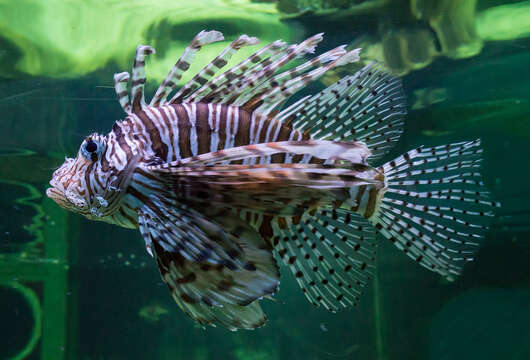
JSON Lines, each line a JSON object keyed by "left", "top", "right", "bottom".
{"left": 1, "top": 0, "right": 529, "bottom": 359}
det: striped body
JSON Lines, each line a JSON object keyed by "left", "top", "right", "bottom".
{"left": 113, "top": 103, "right": 385, "bottom": 231}
{"left": 47, "top": 32, "right": 495, "bottom": 330}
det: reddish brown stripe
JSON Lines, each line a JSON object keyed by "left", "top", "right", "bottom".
{"left": 293, "top": 131, "right": 312, "bottom": 164}
{"left": 270, "top": 121, "right": 293, "bottom": 163}
{"left": 136, "top": 109, "right": 168, "bottom": 160}
{"left": 158, "top": 107, "right": 176, "bottom": 161}
{"left": 259, "top": 215, "right": 274, "bottom": 240}
{"left": 258, "top": 116, "right": 271, "bottom": 144}
{"left": 232, "top": 108, "right": 251, "bottom": 164}
{"left": 112, "top": 122, "right": 133, "bottom": 161}
{"left": 217, "top": 105, "right": 228, "bottom": 151}
{"left": 173, "top": 104, "right": 192, "bottom": 158}
{"left": 100, "top": 146, "right": 111, "bottom": 172}
{"left": 93, "top": 169, "right": 105, "bottom": 190}
{"left": 364, "top": 187, "right": 380, "bottom": 219}
{"left": 84, "top": 162, "right": 95, "bottom": 201}
{"left": 195, "top": 103, "right": 211, "bottom": 155}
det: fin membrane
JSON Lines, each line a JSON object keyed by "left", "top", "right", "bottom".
{"left": 370, "top": 139, "right": 500, "bottom": 279}
{"left": 154, "top": 239, "right": 270, "bottom": 330}
{"left": 284, "top": 62, "right": 406, "bottom": 162}
{"left": 273, "top": 209, "right": 376, "bottom": 311}
{"left": 138, "top": 193, "right": 280, "bottom": 329}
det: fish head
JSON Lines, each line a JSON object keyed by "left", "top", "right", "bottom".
{"left": 46, "top": 133, "right": 135, "bottom": 221}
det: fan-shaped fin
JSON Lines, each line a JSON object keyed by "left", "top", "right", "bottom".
{"left": 272, "top": 209, "right": 376, "bottom": 311}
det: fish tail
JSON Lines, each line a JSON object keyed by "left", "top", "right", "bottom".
{"left": 369, "top": 139, "right": 500, "bottom": 280}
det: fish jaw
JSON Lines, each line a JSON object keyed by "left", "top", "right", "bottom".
{"left": 46, "top": 186, "right": 71, "bottom": 208}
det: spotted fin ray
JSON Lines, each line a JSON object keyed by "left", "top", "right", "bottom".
{"left": 272, "top": 209, "right": 376, "bottom": 311}
{"left": 370, "top": 139, "right": 500, "bottom": 280}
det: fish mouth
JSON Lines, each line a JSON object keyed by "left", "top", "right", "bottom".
{"left": 46, "top": 186, "right": 71, "bottom": 209}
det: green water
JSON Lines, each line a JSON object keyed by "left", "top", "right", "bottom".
{"left": 1, "top": 0, "right": 529, "bottom": 359}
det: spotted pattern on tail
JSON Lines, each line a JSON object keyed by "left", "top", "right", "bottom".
{"left": 371, "top": 140, "right": 500, "bottom": 279}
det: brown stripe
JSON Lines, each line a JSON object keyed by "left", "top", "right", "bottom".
{"left": 173, "top": 104, "right": 192, "bottom": 158}
{"left": 270, "top": 120, "right": 292, "bottom": 163}
{"left": 258, "top": 116, "right": 272, "bottom": 144}
{"left": 112, "top": 121, "right": 133, "bottom": 161}
{"left": 232, "top": 108, "right": 251, "bottom": 164}
{"left": 177, "top": 61, "right": 190, "bottom": 70}
{"left": 292, "top": 131, "right": 311, "bottom": 164}
{"left": 217, "top": 105, "right": 228, "bottom": 151}
{"left": 84, "top": 162, "right": 95, "bottom": 201}
{"left": 93, "top": 169, "right": 105, "bottom": 190}
{"left": 195, "top": 76, "right": 208, "bottom": 86}
{"left": 180, "top": 293, "right": 199, "bottom": 304}
{"left": 213, "top": 58, "right": 227, "bottom": 68}
{"left": 195, "top": 103, "right": 211, "bottom": 155}
{"left": 364, "top": 186, "right": 381, "bottom": 219}
{"left": 136, "top": 109, "right": 168, "bottom": 160}
{"left": 131, "top": 78, "right": 145, "bottom": 87}
{"left": 176, "top": 272, "right": 197, "bottom": 284}
{"left": 100, "top": 145, "right": 111, "bottom": 172}
{"left": 158, "top": 107, "right": 176, "bottom": 161}
{"left": 258, "top": 215, "right": 274, "bottom": 240}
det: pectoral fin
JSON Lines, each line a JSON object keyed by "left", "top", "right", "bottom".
{"left": 138, "top": 193, "right": 279, "bottom": 329}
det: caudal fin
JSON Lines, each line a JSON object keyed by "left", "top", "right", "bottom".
{"left": 369, "top": 139, "right": 500, "bottom": 280}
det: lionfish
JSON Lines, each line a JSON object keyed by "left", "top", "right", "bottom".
{"left": 47, "top": 31, "right": 498, "bottom": 330}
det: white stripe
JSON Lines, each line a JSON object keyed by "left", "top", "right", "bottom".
{"left": 245, "top": 113, "right": 258, "bottom": 165}
{"left": 165, "top": 105, "right": 181, "bottom": 161}
{"left": 253, "top": 113, "right": 267, "bottom": 144}
{"left": 158, "top": 106, "right": 176, "bottom": 161}
{"left": 283, "top": 130, "right": 301, "bottom": 164}
{"left": 183, "top": 103, "right": 198, "bottom": 156}
{"left": 106, "top": 133, "right": 124, "bottom": 168}
{"left": 232, "top": 106, "right": 239, "bottom": 148}
{"left": 130, "top": 114, "right": 153, "bottom": 155}
{"left": 148, "top": 107, "right": 172, "bottom": 161}
{"left": 264, "top": 116, "right": 278, "bottom": 143}
{"left": 211, "top": 104, "right": 221, "bottom": 153}
{"left": 207, "top": 103, "right": 215, "bottom": 152}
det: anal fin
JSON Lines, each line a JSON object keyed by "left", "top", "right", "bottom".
{"left": 272, "top": 208, "right": 377, "bottom": 311}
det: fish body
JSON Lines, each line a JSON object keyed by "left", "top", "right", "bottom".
{"left": 47, "top": 31, "right": 498, "bottom": 330}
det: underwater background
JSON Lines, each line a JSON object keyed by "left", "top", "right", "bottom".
{"left": 1, "top": 0, "right": 529, "bottom": 359}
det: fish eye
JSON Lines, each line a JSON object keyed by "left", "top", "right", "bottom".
{"left": 85, "top": 140, "right": 98, "bottom": 153}
{"left": 81, "top": 137, "right": 105, "bottom": 161}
